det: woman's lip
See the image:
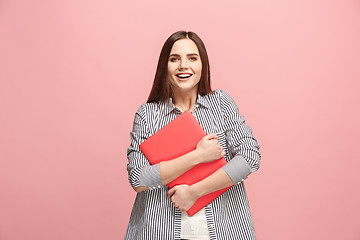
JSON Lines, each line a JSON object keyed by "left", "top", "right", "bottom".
{"left": 175, "top": 73, "right": 192, "bottom": 80}
{"left": 176, "top": 75, "right": 191, "bottom": 81}
{"left": 176, "top": 73, "right": 192, "bottom": 76}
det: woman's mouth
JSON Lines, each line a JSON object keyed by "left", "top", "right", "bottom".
{"left": 176, "top": 73, "right": 192, "bottom": 81}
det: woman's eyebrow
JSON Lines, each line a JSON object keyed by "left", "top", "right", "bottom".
{"left": 169, "top": 53, "right": 199, "bottom": 57}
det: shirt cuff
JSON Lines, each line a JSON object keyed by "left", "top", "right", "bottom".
{"left": 138, "top": 164, "right": 164, "bottom": 189}
{"left": 221, "top": 155, "right": 252, "bottom": 185}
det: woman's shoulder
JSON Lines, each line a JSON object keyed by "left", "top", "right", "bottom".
{"left": 133, "top": 101, "right": 168, "bottom": 121}
{"left": 207, "top": 89, "right": 235, "bottom": 102}
{"left": 134, "top": 102, "right": 159, "bottom": 115}
{"left": 208, "top": 89, "right": 239, "bottom": 113}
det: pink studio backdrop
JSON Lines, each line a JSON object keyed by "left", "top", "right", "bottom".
{"left": 1, "top": 0, "right": 360, "bottom": 239}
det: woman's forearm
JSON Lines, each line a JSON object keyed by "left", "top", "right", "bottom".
{"left": 135, "top": 134, "right": 224, "bottom": 192}
{"left": 190, "top": 168, "right": 234, "bottom": 198}
{"left": 168, "top": 168, "right": 235, "bottom": 212}
{"left": 160, "top": 133, "right": 225, "bottom": 185}
{"left": 159, "top": 149, "right": 203, "bottom": 185}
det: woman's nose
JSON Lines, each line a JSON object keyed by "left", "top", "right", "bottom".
{"left": 179, "top": 59, "right": 188, "bottom": 69}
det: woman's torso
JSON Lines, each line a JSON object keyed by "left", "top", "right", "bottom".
{"left": 125, "top": 90, "right": 256, "bottom": 240}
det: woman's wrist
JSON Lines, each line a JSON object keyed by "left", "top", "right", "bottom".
{"left": 188, "top": 168, "right": 234, "bottom": 199}
{"left": 189, "top": 182, "right": 206, "bottom": 199}
{"left": 192, "top": 148, "right": 205, "bottom": 164}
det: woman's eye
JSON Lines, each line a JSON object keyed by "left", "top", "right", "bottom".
{"left": 190, "top": 57, "right": 197, "bottom": 61}
{"left": 169, "top": 57, "right": 178, "bottom": 62}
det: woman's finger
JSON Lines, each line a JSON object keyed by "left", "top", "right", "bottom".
{"left": 204, "top": 133, "right": 217, "bottom": 140}
{"left": 209, "top": 133, "right": 218, "bottom": 139}
{"left": 167, "top": 187, "right": 176, "bottom": 198}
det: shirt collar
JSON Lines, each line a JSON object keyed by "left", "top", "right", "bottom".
{"left": 161, "top": 93, "right": 210, "bottom": 116}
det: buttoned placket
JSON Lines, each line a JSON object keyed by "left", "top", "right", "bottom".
{"left": 189, "top": 104, "right": 218, "bottom": 240}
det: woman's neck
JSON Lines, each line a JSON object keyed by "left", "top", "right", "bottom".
{"left": 172, "top": 90, "right": 198, "bottom": 112}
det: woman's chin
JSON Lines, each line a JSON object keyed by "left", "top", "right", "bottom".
{"left": 172, "top": 85, "right": 199, "bottom": 95}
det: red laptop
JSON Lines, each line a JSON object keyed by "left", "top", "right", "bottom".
{"left": 140, "top": 110, "right": 232, "bottom": 216}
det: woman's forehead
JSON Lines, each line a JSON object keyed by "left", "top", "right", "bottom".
{"left": 170, "top": 38, "right": 199, "bottom": 55}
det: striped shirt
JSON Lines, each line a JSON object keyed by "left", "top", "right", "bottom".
{"left": 125, "top": 89, "right": 261, "bottom": 240}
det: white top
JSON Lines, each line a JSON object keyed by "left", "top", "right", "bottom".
{"left": 181, "top": 208, "right": 210, "bottom": 239}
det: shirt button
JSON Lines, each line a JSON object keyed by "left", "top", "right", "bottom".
{"left": 241, "top": 178, "right": 244, "bottom": 181}
{"left": 157, "top": 185, "right": 161, "bottom": 188}
{"left": 237, "top": 182, "right": 241, "bottom": 184}
{"left": 152, "top": 186, "right": 156, "bottom": 189}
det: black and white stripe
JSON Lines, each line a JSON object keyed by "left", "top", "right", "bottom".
{"left": 125, "top": 89, "right": 261, "bottom": 240}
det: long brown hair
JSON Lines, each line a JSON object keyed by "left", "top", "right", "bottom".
{"left": 147, "top": 31, "right": 212, "bottom": 103}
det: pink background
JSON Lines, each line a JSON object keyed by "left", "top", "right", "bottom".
{"left": 1, "top": 0, "right": 360, "bottom": 239}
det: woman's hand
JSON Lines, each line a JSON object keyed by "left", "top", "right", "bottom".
{"left": 168, "top": 185, "right": 199, "bottom": 212}
{"left": 195, "top": 133, "right": 226, "bottom": 163}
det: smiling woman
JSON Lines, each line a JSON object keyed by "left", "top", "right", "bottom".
{"left": 147, "top": 31, "right": 212, "bottom": 104}
{"left": 167, "top": 39, "right": 203, "bottom": 111}
{"left": 125, "top": 31, "right": 261, "bottom": 240}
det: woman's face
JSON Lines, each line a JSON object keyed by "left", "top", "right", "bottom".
{"left": 167, "top": 38, "right": 202, "bottom": 96}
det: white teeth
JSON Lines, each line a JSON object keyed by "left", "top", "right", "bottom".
{"left": 177, "top": 74, "right": 191, "bottom": 78}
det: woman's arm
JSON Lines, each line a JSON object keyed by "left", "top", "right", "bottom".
{"left": 219, "top": 90, "right": 261, "bottom": 177}
{"left": 168, "top": 168, "right": 234, "bottom": 212}
{"left": 134, "top": 134, "right": 225, "bottom": 192}
{"left": 128, "top": 105, "right": 225, "bottom": 193}
{"left": 159, "top": 133, "right": 225, "bottom": 185}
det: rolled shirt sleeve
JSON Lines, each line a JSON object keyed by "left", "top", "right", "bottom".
{"left": 127, "top": 105, "right": 163, "bottom": 190}
{"left": 219, "top": 90, "right": 261, "bottom": 184}
{"left": 221, "top": 155, "right": 252, "bottom": 184}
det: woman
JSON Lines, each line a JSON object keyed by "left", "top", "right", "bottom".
{"left": 126, "top": 31, "right": 261, "bottom": 240}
